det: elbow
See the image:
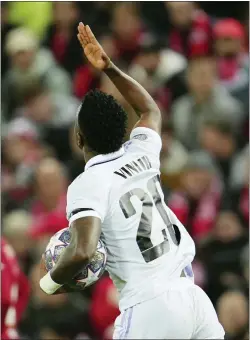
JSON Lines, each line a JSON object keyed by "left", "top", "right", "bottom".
{"left": 155, "top": 108, "right": 162, "bottom": 120}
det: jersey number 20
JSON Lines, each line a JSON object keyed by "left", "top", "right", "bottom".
{"left": 119, "top": 175, "right": 180, "bottom": 263}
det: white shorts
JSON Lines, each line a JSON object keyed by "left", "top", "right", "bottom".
{"left": 113, "top": 278, "right": 225, "bottom": 339}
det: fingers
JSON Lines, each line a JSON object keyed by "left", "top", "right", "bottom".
{"left": 81, "top": 23, "right": 89, "bottom": 45}
{"left": 77, "top": 34, "right": 84, "bottom": 46}
{"left": 85, "top": 25, "right": 98, "bottom": 44}
{"left": 78, "top": 22, "right": 98, "bottom": 45}
{"left": 77, "top": 22, "right": 88, "bottom": 46}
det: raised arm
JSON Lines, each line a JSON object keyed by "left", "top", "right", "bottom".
{"left": 77, "top": 23, "right": 162, "bottom": 135}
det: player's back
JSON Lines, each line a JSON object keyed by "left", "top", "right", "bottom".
{"left": 67, "top": 127, "right": 195, "bottom": 310}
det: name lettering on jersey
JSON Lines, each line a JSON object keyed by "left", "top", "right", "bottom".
{"left": 114, "top": 156, "right": 152, "bottom": 179}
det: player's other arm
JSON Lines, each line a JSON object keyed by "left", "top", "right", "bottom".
{"left": 40, "top": 217, "right": 101, "bottom": 294}
{"left": 77, "top": 23, "right": 162, "bottom": 135}
{"left": 105, "top": 62, "right": 162, "bottom": 134}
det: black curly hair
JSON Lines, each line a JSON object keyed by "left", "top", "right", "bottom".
{"left": 77, "top": 89, "right": 127, "bottom": 154}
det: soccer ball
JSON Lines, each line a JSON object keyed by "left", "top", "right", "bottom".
{"left": 44, "top": 227, "right": 107, "bottom": 289}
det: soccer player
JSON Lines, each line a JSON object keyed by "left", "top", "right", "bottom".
{"left": 40, "top": 23, "right": 225, "bottom": 339}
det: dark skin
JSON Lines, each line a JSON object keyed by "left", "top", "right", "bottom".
{"left": 48, "top": 23, "right": 162, "bottom": 292}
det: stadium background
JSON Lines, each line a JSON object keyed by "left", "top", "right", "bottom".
{"left": 1, "top": 1, "right": 249, "bottom": 339}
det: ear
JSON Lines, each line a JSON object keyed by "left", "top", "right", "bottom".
{"left": 77, "top": 132, "right": 84, "bottom": 149}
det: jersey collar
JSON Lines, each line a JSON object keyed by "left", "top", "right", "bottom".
{"left": 85, "top": 146, "right": 125, "bottom": 171}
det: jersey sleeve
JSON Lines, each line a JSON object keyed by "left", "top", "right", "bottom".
{"left": 66, "top": 171, "right": 110, "bottom": 226}
{"left": 127, "top": 127, "right": 162, "bottom": 158}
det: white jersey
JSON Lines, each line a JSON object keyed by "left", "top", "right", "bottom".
{"left": 67, "top": 127, "right": 195, "bottom": 311}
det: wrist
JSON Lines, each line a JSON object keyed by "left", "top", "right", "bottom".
{"left": 104, "top": 60, "right": 115, "bottom": 72}
{"left": 104, "top": 62, "right": 121, "bottom": 80}
{"left": 40, "top": 271, "right": 63, "bottom": 295}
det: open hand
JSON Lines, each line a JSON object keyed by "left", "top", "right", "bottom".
{"left": 77, "top": 22, "right": 110, "bottom": 70}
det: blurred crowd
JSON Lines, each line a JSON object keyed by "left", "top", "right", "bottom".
{"left": 1, "top": 2, "right": 249, "bottom": 340}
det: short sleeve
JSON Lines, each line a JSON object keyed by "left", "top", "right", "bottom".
{"left": 66, "top": 171, "right": 110, "bottom": 226}
{"left": 127, "top": 127, "right": 162, "bottom": 157}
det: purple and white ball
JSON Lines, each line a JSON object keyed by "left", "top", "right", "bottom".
{"left": 44, "top": 227, "right": 107, "bottom": 289}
